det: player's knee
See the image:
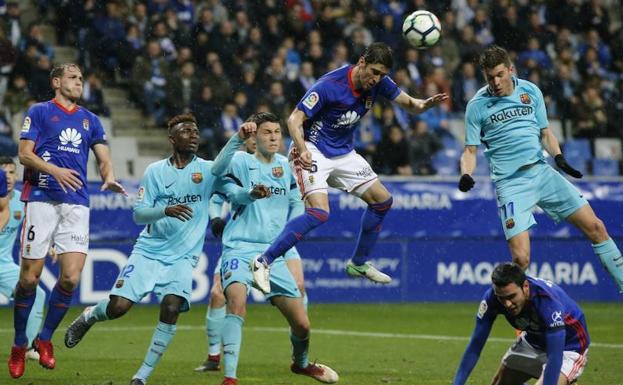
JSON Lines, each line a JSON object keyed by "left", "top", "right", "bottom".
{"left": 587, "top": 218, "right": 608, "bottom": 243}
{"left": 227, "top": 302, "right": 246, "bottom": 317}
{"left": 292, "top": 318, "right": 310, "bottom": 338}
{"left": 210, "top": 288, "right": 226, "bottom": 308}
{"left": 160, "top": 303, "right": 181, "bottom": 321}
{"left": 107, "top": 298, "right": 131, "bottom": 319}
{"left": 57, "top": 272, "right": 81, "bottom": 290}
{"left": 18, "top": 275, "right": 40, "bottom": 291}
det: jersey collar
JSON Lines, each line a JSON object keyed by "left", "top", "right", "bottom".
{"left": 347, "top": 65, "right": 361, "bottom": 97}
{"left": 51, "top": 98, "right": 79, "bottom": 114}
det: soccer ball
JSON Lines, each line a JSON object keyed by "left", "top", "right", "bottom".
{"left": 402, "top": 10, "right": 441, "bottom": 49}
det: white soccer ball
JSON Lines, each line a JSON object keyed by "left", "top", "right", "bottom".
{"left": 402, "top": 10, "right": 442, "bottom": 49}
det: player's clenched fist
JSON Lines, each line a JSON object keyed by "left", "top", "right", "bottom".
{"left": 165, "top": 204, "right": 193, "bottom": 221}
{"left": 238, "top": 121, "right": 257, "bottom": 139}
{"left": 250, "top": 184, "right": 272, "bottom": 199}
{"left": 458, "top": 174, "right": 475, "bottom": 192}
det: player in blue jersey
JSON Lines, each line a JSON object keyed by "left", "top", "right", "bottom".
{"left": 215, "top": 112, "right": 338, "bottom": 385}
{"left": 63, "top": 113, "right": 255, "bottom": 385}
{"left": 251, "top": 42, "right": 447, "bottom": 292}
{"left": 453, "top": 262, "right": 589, "bottom": 385}
{"left": 0, "top": 157, "right": 46, "bottom": 362}
{"left": 459, "top": 45, "right": 623, "bottom": 292}
{"left": 0, "top": 168, "right": 8, "bottom": 228}
{"left": 8, "top": 63, "right": 127, "bottom": 379}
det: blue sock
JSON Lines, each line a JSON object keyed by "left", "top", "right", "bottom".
{"left": 264, "top": 208, "right": 329, "bottom": 262}
{"left": 290, "top": 332, "right": 310, "bottom": 369}
{"left": 593, "top": 238, "right": 623, "bottom": 291}
{"left": 351, "top": 197, "right": 393, "bottom": 265}
{"left": 86, "top": 298, "right": 111, "bottom": 323}
{"left": 25, "top": 286, "right": 46, "bottom": 347}
{"left": 13, "top": 283, "right": 36, "bottom": 347}
{"left": 39, "top": 284, "right": 74, "bottom": 341}
{"left": 207, "top": 306, "right": 226, "bottom": 356}
{"left": 222, "top": 314, "right": 245, "bottom": 379}
{"left": 134, "top": 321, "right": 177, "bottom": 381}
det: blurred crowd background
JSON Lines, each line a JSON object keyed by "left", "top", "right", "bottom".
{"left": 0, "top": 0, "right": 622, "bottom": 176}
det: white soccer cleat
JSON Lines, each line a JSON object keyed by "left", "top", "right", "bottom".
{"left": 291, "top": 362, "right": 339, "bottom": 383}
{"left": 25, "top": 348, "right": 40, "bottom": 361}
{"left": 250, "top": 254, "right": 271, "bottom": 294}
{"left": 345, "top": 260, "right": 392, "bottom": 284}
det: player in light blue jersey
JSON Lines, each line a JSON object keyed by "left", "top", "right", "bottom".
{"left": 459, "top": 45, "right": 623, "bottom": 292}
{"left": 63, "top": 114, "right": 256, "bottom": 385}
{"left": 453, "top": 263, "right": 589, "bottom": 385}
{"left": 215, "top": 112, "right": 337, "bottom": 385}
{"left": 0, "top": 158, "right": 46, "bottom": 361}
{"left": 9, "top": 63, "right": 126, "bottom": 379}
{"left": 251, "top": 42, "right": 447, "bottom": 292}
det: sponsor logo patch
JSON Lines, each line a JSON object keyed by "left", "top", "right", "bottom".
{"left": 83, "top": 119, "right": 90, "bottom": 130}
{"left": 192, "top": 172, "right": 203, "bottom": 184}
{"left": 520, "top": 93, "right": 531, "bottom": 104}
{"left": 115, "top": 279, "right": 124, "bottom": 288}
{"left": 365, "top": 97, "right": 372, "bottom": 109}
{"left": 224, "top": 272, "right": 232, "bottom": 280}
{"left": 477, "top": 300, "right": 488, "bottom": 319}
{"left": 272, "top": 166, "right": 283, "bottom": 178}
{"left": 21, "top": 117, "right": 31, "bottom": 132}
{"left": 137, "top": 187, "right": 145, "bottom": 201}
{"left": 505, "top": 218, "right": 515, "bottom": 229}
{"left": 549, "top": 311, "right": 565, "bottom": 327}
{"left": 302, "top": 91, "right": 319, "bottom": 109}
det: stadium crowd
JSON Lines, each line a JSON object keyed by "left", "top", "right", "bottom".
{"left": 0, "top": 0, "right": 622, "bottom": 175}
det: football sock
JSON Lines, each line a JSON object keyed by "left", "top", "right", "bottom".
{"left": 25, "top": 286, "right": 46, "bottom": 346}
{"left": 351, "top": 197, "right": 393, "bottom": 265}
{"left": 207, "top": 305, "right": 226, "bottom": 356}
{"left": 290, "top": 332, "right": 310, "bottom": 369}
{"left": 87, "top": 298, "right": 111, "bottom": 323}
{"left": 264, "top": 208, "right": 329, "bottom": 263}
{"left": 39, "top": 284, "right": 73, "bottom": 341}
{"left": 593, "top": 238, "right": 623, "bottom": 291}
{"left": 134, "top": 321, "right": 176, "bottom": 381}
{"left": 13, "top": 283, "right": 36, "bottom": 347}
{"left": 222, "top": 314, "right": 244, "bottom": 379}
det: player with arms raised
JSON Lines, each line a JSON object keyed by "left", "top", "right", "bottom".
{"left": 251, "top": 42, "right": 447, "bottom": 292}
{"left": 459, "top": 45, "right": 623, "bottom": 291}
{"left": 8, "top": 63, "right": 126, "bottom": 378}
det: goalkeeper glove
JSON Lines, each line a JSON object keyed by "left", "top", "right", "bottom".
{"left": 554, "top": 154, "right": 583, "bottom": 178}
{"left": 210, "top": 217, "right": 226, "bottom": 238}
{"left": 458, "top": 174, "right": 475, "bottom": 192}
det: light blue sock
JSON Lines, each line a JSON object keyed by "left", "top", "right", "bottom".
{"left": 290, "top": 332, "right": 309, "bottom": 369}
{"left": 86, "top": 298, "right": 111, "bottom": 323}
{"left": 134, "top": 321, "right": 176, "bottom": 381}
{"left": 207, "top": 306, "right": 226, "bottom": 356}
{"left": 222, "top": 314, "right": 244, "bottom": 379}
{"left": 593, "top": 238, "right": 623, "bottom": 291}
{"left": 25, "top": 286, "right": 46, "bottom": 347}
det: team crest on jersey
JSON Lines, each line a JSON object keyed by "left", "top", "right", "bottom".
{"left": 25, "top": 244, "right": 31, "bottom": 254}
{"left": 83, "top": 119, "right": 90, "bottom": 131}
{"left": 115, "top": 279, "right": 124, "bottom": 288}
{"left": 505, "top": 218, "right": 515, "bottom": 229}
{"left": 192, "top": 172, "right": 203, "bottom": 184}
{"left": 365, "top": 97, "right": 372, "bottom": 109}
{"left": 520, "top": 93, "right": 531, "bottom": 104}
{"left": 13, "top": 211, "right": 22, "bottom": 220}
{"left": 302, "top": 91, "right": 319, "bottom": 109}
{"left": 272, "top": 166, "right": 284, "bottom": 178}
{"left": 51, "top": 115, "right": 60, "bottom": 122}
{"left": 21, "top": 117, "right": 31, "bottom": 132}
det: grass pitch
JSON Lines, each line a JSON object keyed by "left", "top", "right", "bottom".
{"left": 1, "top": 303, "right": 621, "bottom": 385}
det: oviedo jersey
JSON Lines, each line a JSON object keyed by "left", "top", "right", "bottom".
{"left": 216, "top": 152, "right": 301, "bottom": 249}
{"left": 0, "top": 190, "right": 24, "bottom": 264}
{"left": 133, "top": 156, "right": 217, "bottom": 266}
{"left": 478, "top": 277, "right": 589, "bottom": 353}
{"left": 298, "top": 65, "right": 400, "bottom": 158}
{"left": 19, "top": 100, "right": 107, "bottom": 206}
{"left": 465, "top": 78, "right": 549, "bottom": 181}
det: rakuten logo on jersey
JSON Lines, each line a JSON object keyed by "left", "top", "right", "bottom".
{"left": 58, "top": 128, "right": 82, "bottom": 153}
{"left": 334, "top": 111, "right": 360, "bottom": 127}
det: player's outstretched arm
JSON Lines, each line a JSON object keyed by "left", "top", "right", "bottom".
{"left": 452, "top": 319, "right": 493, "bottom": 385}
{"left": 287, "top": 108, "right": 312, "bottom": 169}
{"left": 211, "top": 122, "right": 256, "bottom": 176}
{"left": 393, "top": 90, "right": 448, "bottom": 114}
{"left": 218, "top": 180, "right": 271, "bottom": 206}
{"left": 92, "top": 143, "right": 128, "bottom": 195}
{"left": 541, "top": 329, "right": 566, "bottom": 385}
{"left": 458, "top": 146, "right": 477, "bottom": 192}
{"left": 19, "top": 139, "right": 83, "bottom": 193}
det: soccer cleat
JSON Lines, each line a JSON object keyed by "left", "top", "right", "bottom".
{"left": 65, "top": 306, "right": 95, "bottom": 348}
{"left": 34, "top": 337, "right": 55, "bottom": 369}
{"left": 221, "top": 377, "right": 238, "bottom": 385}
{"left": 291, "top": 362, "right": 339, "bottom": 383}
{"left": 8, "top": 345, "right": 27, "bottom": 378}
{"left": 250, "top": 254, "right": 271, "bottom": 294}
{"left": 129, "top": 378, "right": 146, "bottom": 385}
{"left": 25, "top": 348, "right": 40, "bottom": 361}
{"left": 193, "top": 354, "right": 221, "bottom": 371}
{"left": 345, "top": 260, "right": 392, "bottom": 284}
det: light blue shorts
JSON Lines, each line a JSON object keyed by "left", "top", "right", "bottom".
{"left": 110, "top": 253, "right": 193, "bottom": 312}
{"left": 213, "top": 247, "right": 300, "bottom": 277}
{"left": 495, "top": 161, "right": 588, "bottom": 240}
{"left": 0, "top": 262, "right": 19, "bottom": 299}
{"left": 220, "top": 247, "right": 300, "bottom": 299}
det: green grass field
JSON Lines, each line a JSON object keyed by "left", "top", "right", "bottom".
{"left": 1, "top": 303, "right": 621, "bottom": 385}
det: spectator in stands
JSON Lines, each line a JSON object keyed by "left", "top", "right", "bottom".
{"left": 166, "top": 61, "right": 201, "bottom": 116}
{"left": 219, "top": 101, "right": 243, "bottom": 142}
{"left": 82, "top": 72, "right": 110, "bottom": 117}
{"left": 375, "top": 125, "right": 412, "bottom": 176}
{"left": 1, "top": 1, "right": 22, "bottom": 47}
{"left": 127, "top": 2, "right": 149, "bottom": 45}
{"left": 0, "top": 112, "right": 17, "bottom": 156}
{"left": 408, "top": 120, "right": 442, "bottom": 176}
{"left": 265, "top": 81, "right": 288, "bottom": 119}
{"left": 18, "top": 22, "right": 54, "bottom": 61}
{"left": 518, "top": 37, "right": 552, "bottom": 74}
{"left": 288, "top": 61, "right": 315, "bottom": 102}
{"left": 453, "top": 61, "right": 480, "bottom": 113}
{"left": 0, "top": 28, "right": 17, "bottom": 103}
{"left": 606, "top": 79, "right": 623, "bottom": 139}
{"left": 131, "top": 40, "right": 170, "bottom": 126}
{"left": 203, "top": 59, "right": 232, "bottom": 107}
{"left": 28, "top": 55, "right": 53, "bottom": 102}
{"left": 572, "top": 85, "right": 608, "bottom": 138}
{"left": 3, "top": 74, "right": 30, "bottom": 116}
{"left": 92, "top": 0, "right": 126, "bottom": 77}
{"left": 550, "top": 63, "right": 578, "bottom": 131}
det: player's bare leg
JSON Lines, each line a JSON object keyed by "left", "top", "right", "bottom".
{"left": 489, "top": 364, "right": 532, "bottom": 385}
{"left": 271, "top": 295, "right": 338, "bottom": 383}
{"left": 346, "top": 180, "right": 393, "bottom": 283}
{"left": 286, "top": 258, "right": 307, "bottom": 309}
{"left": 507, "top": 232, "right": 531, "bottom": 271}
{"left": 566, "top": 204, "right": 623, "bottom": 291}
{"left": 195, "top": 274, "right": 225, "bottom": 372}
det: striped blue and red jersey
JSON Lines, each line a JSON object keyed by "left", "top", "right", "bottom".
{"left": 19, "top": 99, "right": 107, "bottom": 207}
